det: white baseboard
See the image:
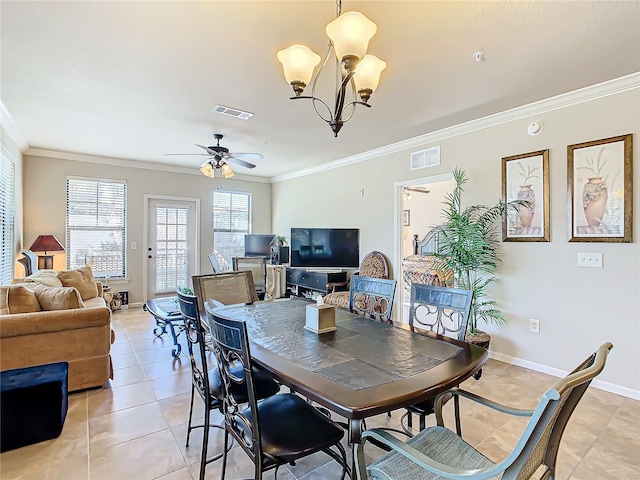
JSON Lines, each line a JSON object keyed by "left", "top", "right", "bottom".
{"left": 129, "top": 302, "right": 145, "bottom": 309}
{"left": 490, "top": 351, "right": 640, "bottom": 401}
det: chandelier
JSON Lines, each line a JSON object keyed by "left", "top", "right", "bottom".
{"left": 277, "top": 0, "right": 386, "bottom": 137}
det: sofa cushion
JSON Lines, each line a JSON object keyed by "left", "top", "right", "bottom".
{"left": 57, "top": 267, "right": 98, "bottom": 301}
{"left": 1, "top": 285, "right": 42, "bottom": 314}
{"left": 33, "top": 285, "right": 85, "bottom": 311}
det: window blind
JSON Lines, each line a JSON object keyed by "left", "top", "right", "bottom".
{"left": 213, "top": 190, "right": 251, "bottom": 265}
{"left": 0, "top": 152, "right": 15, "bottom": 285}
{"left": 66, "top": 177, "right": 126, "bottom": 278}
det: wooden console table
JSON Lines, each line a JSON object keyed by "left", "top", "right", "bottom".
{"left": 285, "top": 267, "right": 347, "bottom": 297}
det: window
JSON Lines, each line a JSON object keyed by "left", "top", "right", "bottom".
{"left": 213, "top": 190, "right": 251, "bottom": 267}
{"left": 66, "top": 177, "right": 126, "bottom": 278}
{"left": 153, "top": 204, "right": 189, "bottom": 293}
{"left": 1, "top": 151, "right": 15, "bottom": 285}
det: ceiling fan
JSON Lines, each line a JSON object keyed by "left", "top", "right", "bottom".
{"left": 403, "top": 186, "right": 430, "bottom": 201}
{"left": 166, "top": 133, "right": 263, "bottom": 178}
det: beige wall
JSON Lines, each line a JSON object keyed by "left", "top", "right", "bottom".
{"left": 21, "top": 156, "right": 272, "bottom": 305}
{"left": 273, "top": 87, "right": 640, "bottom": 394}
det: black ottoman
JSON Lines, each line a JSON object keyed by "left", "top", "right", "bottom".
{"left": 1, "top": 362, "right": 69, "bottom": 452}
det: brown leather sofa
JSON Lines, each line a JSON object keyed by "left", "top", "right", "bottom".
{"left": 0, "top": 268, "right": 114, "bottom": 392}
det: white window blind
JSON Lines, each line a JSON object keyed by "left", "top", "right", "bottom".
{"left": 213, "top": 190, "right": 251, "bottom": 266}
{"left": 66, "top": 177, "right": 126, "bottom": 278}
{"left": 1, "top": 152, "right": 15, "bottom": 285}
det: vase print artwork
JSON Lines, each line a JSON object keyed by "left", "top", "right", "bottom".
{"left": 517, "top": 185, "right": 535, "bottom": 227}
{"left": 582, "top": 177, "right": 607, "bottom": 226}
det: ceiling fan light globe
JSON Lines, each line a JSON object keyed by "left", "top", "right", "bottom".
{"left": 220, "top": 163, "right": 234, "bottom": 178}
{"left": 326, "top": 11, "right": 377, "bottom": 64}
{"left": 354, "top": 54, "right": 386, "bottom": 96}
{"left": 200, "top": 163, "right": 215, "bottom": 178}
{"left": 277, "top": 45, "right": 320, "bottom": 86}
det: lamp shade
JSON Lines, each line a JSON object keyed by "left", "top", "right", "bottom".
{"left": 200, "top": 162, "right": 215, "bottom": 178}
{"left": 29, "top": 235, "right": 65, "bottom": 254}
{"left": 220, "top": 163, "right": 235, "bottom": 178}
{"left": 326, "top": 11, "right": 377, "bottom": 62}
{"left": 277, "top": 44, "right": 321, "bottom": 85}
{"left": 354, "top": 55, "right": 387, "bottom": 94}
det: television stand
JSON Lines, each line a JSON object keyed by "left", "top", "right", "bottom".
{"left": 285, "top": 267, "right": 347, "bottom": 298}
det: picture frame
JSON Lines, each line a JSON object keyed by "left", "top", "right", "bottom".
{"left": 502, "top": 149, "right": 550, "bottom": 242}
{"left": 402, "top": 210, "right": 410, "bottom": 226}
{"left": 568, "top": 133, "right": 633, "bottom": 242}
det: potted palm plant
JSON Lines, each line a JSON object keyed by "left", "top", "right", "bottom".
{"left": 425, "top": 168, "right": 527, "bottom": 348}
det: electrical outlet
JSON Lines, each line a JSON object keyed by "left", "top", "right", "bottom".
{"left": 578, "top": 252, "right": 602, "bottom": 268}
{"left": 529, "top": 319, "right": 540, "bottom": 334}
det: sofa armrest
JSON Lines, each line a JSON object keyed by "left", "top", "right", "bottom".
{"left": 96, "top": 281, "right": 103, "bottom": 297}
{"left": 0, "top": 307, "right": 111, "bottom": 338}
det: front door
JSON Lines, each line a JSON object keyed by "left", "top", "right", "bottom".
{"left": 145, "top": 196, "right": 199, "bottom": 299}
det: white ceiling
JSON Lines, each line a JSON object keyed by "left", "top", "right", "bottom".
{"left": 2, "top": 1, "right": 639, "bottom": 180}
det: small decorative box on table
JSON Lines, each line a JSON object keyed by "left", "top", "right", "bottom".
{"left": 305, "top": 304, "right": 337, "bottom": 334}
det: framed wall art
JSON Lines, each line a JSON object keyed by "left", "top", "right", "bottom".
{"left": 402, "top": 210, "right": 410, "bottom": 226}
{"left": 568, "top": 133, "right": 633, "bottom": 242}
{"left": 502, "top": 149, "right": 550, "bottom": 242}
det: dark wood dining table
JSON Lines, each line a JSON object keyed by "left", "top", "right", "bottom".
{"left": 207, "top": 297, "right": 488, "bottom": 446}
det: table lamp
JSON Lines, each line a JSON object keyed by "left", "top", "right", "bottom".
{"left": 29, "top": 234, "right": 65, "bottom": 270}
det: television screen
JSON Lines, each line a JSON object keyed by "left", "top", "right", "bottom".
{"left": 244, "top": 234, "right": 273, "bottom": 257}
{"left": 290, "top": 228, "right": 359, "bottom": 268}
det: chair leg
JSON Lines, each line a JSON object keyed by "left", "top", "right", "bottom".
{"left": 419, "top": 413, "right": 426, "bottom": 431}
{"left": 199, "top": 405, "right": 210, "bottom": 480}
{"left": 221, "top": 430, "right": 229, "bottom": 480}
{"left": 407, "top": 411, "right": 413, "bottom": 429}
{"left": 186, "top": 385, "right": 195, "bottom": 447}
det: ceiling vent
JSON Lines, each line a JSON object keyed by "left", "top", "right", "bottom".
{"left": 212, "top": 105, "right": 254, "bottom": 120}
{"left": 411, "top": 146, "right": 440, "bottom": 170}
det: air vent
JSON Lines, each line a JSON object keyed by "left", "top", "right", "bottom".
{"left": 411, "top": 146, "right": 440, "bottom": 170}
{"left": 212, "top": 105, "right": 254, "bottom": 120}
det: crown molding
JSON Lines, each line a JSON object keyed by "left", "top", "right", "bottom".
{"left": 272, "top": 72, "right": 640, "bottom": 183}
{"left": 1, "top": 100, "right": 29, "bottom": 151}
{"left": 24, "top": 148, "right": 271, "bottom": 183}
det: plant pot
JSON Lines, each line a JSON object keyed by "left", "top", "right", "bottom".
{"left": 465, "top": 330, "right": 491, "bottom": 350}
{"left": 517, "top": 185, "right": 535, "bottom": 227}
{"left": 582, "top": 177, "right": 608, "bottom": 226}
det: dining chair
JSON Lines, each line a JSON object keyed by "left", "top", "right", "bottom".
{"left": 176, "top": 289, "right": 280, "bottom": 480}
{"left": 232, "top": 256, "right": 267, "bottom": 299}
{"left": 355, "top": 342, "right": 613, "bottom": 480}
{"left": 400, "top": 283, "right": 473, "bottom": 434}
{"left": 191, "top": 271, "right": 259, "bottom": 314}
{"left": 348, "top": 275, "right": 397, "bottom": 324}
{"left": 323, "top": 251, "right": 390, "bottom": 309}
{"left": 205, "top": 303, "right": 350, "bottom": 480}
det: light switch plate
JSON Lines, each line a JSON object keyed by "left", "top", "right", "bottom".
{"left": 578, "top": 252, "right": 602, "bottom": 268}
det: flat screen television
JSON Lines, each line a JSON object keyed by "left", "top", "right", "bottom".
{"left": 290, "top": 228, "right": 359, "bottom": 268}
{"left": 244, "top": 234, "right": 273, "bottom": 257}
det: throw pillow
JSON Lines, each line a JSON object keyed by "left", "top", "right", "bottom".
{"left": 57, "top": 266, "right": 99, "bottom": 300}
{"left": 25, "top": 269, "right": 64, "bottom": 288}
{"left": 6, "top": 285, "right": 42, "bottom": 314}
{"left": 33, "top": 284, "right": 85, "bottom": 311}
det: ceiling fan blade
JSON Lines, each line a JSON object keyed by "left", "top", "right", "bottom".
{"left": 164, "top": 153, "right": 210, "bottom": 156}
{"left": 228, "top": 152, "right": 263, "bottom": 161}
{"left": 196, "top": 144, "right": 218, "bottom": 156}
{"left": 226, "top": 156, "right": 256, "bottom": 169}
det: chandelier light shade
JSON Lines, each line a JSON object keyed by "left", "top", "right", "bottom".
{"left": 29, "top": 234, "right": 65, "bottom": 270}
{"left": 325, "top": 11, "right": 377, "bottom": 65}
{"left": 200, "top": 160, "right": 234, "bottom": 179}
{"left": 276, "top": 0, "right": 386, "bottom": 136}
{"left": 276, "top": 45, "right": 321, "bottom": 93}
{"left": 200, "top": 162, "right": 215, "bottom": 178}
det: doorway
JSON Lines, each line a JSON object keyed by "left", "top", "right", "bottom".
{"left": 395, "top": 173, "right": 454, "bottom": 324}
{"left": 144, "top": 195, "right": 200, "bottom": 300}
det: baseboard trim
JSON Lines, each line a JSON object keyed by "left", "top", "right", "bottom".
{"left": 490, "top": 351, "right": 640, "bottom": 401}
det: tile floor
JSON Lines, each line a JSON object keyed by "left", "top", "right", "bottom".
{"left": 1, "top": 306, "right": 638, "bottom": 479}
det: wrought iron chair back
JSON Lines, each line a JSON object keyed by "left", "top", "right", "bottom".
{"left": 349, "top": 275, "right": 397, "bottom": 323}
{"left": 232, "top": 256, "right": 267, "bottom": 297}
{"left": 192, "top": 271, "right": 259, "bottom": 313}
{"left": 408, "top": 284, "right": 473, "bottom": 340}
